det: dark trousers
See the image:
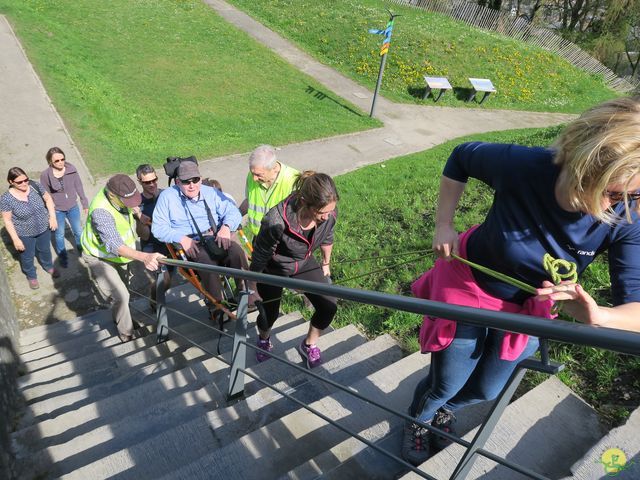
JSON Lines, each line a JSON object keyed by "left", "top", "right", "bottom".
{"left": 257, "top": 257, "right": 337, "bottom": 332}
{"left": 19, "top": 229, "right": 53, "bottom": 279}
{"left": 189, "top": 241, "right": 248, "bottom": 300}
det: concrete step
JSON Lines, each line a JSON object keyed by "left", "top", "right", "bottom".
{"left": 402, "top": 376, "right": 604, "bottom": 479}
{"left": 15, "top": 305, "right": 281, "bottom": 430}
{"left": 17, "top": 293, "right": 218, "bottom": 391}
{"left": 17, "top": 282, "right": 197, "bottom": 350}
{"left": 563, "top": 406, "right": 640, "bottom": 479}
{"left": 156, "top": 350, "right": 431, "bottom": 480}
{"left": 57, "top": 326, "right": 388, "bottom": 479}
{"left": 15, "top": 319, "right": 220, "bottom": 431}
{"left": 12, "top": 312, "right": 306, "bottom": 453}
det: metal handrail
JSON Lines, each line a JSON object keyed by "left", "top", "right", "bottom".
{"left": 160, "top": 258, "right": 640, "bottom": 357}
{"left": 153, "top": 258, "right": 640, "bottom": 479}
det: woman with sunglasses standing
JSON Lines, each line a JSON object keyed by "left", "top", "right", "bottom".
{"left": 402, "top": 97, "right": 640, "bottom": 466}
{"left": 1, "top": 167, "right": 59, "bottom": 289}
{"left": 39, "top": 147, "right": 88, "bottom": 268}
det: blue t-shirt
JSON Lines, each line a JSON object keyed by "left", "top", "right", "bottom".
{"left": 443, "top": 142, "right": 640, "bottom": 306}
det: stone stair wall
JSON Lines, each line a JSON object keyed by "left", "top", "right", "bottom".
{"left": 0, "top": 253, "right": 20, "bottom": 479}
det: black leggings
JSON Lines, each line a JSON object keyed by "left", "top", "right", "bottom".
{"left": 257, "top": 258, "right": 337, "bottom": 332}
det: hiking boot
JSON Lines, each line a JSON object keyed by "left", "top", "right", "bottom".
{"left": 298, "top": 340, "right": 322, "bottom": 369}
{"left": 47, "top": 268, "right": 60, "bottom": 279}
{"left": 28, "top": 278, "right": 39, "bottom": 290}
{"left": 401, "top": 420, "right": 431, "bottom": 466}
{"left": 430, "top": 407, "right": 457, "bottom": 451}
{"left": 59, "top": 251, "right": 69, "bottom": 268}
{"left": 256, "top": 336, "right": 273, "bottom": 363}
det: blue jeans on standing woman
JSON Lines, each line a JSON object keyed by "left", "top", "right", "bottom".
{"left": 54, "top": 204, "right": 83, "bottom": 256}
{"left": 19, "top": 228, "right": 54, "bottom": 280}
{"left": 409, "top": 323, "right": 539, "bottom": 423}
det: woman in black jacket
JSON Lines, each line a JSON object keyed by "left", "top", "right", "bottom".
{"left": 250, "top": 171, "right": 338, "bottom": 368}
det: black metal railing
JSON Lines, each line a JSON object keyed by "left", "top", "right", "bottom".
{"left": 151, "top": 257, "right": 640, "bottom": 479}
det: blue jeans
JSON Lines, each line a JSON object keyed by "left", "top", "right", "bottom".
{"left": 54, "top": 205, "right": 83, "bottom": 255}
{"left": 19, "top": 229, "right": 54, "bottom": 280}
{"left": 409, "top": 323, "right": 539, "bottom": 423}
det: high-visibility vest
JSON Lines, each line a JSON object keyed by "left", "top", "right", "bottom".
{"left": 81, "top": 189, "right": 137, "bottom": 263}
{"left": 246, "top": 163, "right": 299, "bottom": 236}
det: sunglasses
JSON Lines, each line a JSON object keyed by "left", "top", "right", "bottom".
{"left": 52, "top": 158, "right": 65, "bottom": 163}
{"left": 140, "top": 177, "right": 158, "bottom": 185}
{"left": 181, "top": 177, "right": 201, "bottom": 185}
{"left": 13, "top": 178, "right": 29, "bottom": 185}
{"left": 604, "top": 190, "right": 640, "bottom": 202}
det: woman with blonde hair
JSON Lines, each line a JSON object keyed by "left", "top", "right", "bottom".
{"left": 402, "top": 97, "right": 640, "bottom": 465}
{"left": 250, "top": 171, "right": 339, "bottom": 369}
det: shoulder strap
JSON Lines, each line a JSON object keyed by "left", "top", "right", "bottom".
{"left": 29, "top": 180, "right": 45, "bottom": 200}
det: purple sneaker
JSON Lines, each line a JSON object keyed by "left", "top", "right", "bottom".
{"left": 298, "top": 340, "right": 322, "bottom": 369}
{"left": 256, "top": 336, "right": 273, "bottom": 363}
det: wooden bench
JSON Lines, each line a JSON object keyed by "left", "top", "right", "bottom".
{"left": 467, "top": 78, "right": 496, "bottom": 104}
{"left": 423, "top": 76, "right": 452, "bottom": 102}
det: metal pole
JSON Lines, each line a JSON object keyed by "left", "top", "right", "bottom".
{"left": 155, "top": 266, "right": 170, "bottom": 343}
{"left": 370, "top": 53, "right": 388, "bottom": 117}
{"left": 228, "top": 290, "right": 249, "bottom": 400}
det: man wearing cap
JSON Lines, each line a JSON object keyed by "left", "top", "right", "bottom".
{"left": 152, "top": 162, "right": 257, "bottom": 304}
{"left": 81, "top": 174, "right": 165, "bottom": 343}
{"left": 239, "top": 145, "right": 299, "bottom": 239}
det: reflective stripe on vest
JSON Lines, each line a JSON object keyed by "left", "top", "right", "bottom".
{"left": 81, "top": 189, "right": 137, "bottom": 263}
{"left": 246, "top": 163, "right": 299, "bottom": 236}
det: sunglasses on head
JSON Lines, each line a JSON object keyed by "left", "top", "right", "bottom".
{"left": 13, "top": 178, "right": 29, "bottom": 185}
{"left": 141, "top": 177, "right": 158, "bottom": 185}
{"left": 181, "top": 177, "right": 201, "bottom": 185}
{"left": 604, "top": 190, "right": 640, "bottom": 202}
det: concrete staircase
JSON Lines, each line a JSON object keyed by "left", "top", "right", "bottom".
{"left": 9, "top": 282, "right": 625, "bottom": 479}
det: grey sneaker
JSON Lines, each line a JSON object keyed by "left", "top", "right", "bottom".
{"left": 298, "top": 340, "right": 322, "bottom": 368}
{"left": 401, "top": 420, "right": 430, "bottom": 466}
{"left": 430, "top": 407, "right": 457, "bottom": 451}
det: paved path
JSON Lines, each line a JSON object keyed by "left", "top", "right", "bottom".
{"left": 0, "top": 6, "right": 575, "bottom": 324}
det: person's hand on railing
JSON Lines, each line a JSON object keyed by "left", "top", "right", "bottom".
{"left": 216, "top": 224, "right": 231, "bottom": 250}
{"left": 432, "top": 223, "right": 458, "bottom": 260}
{"left": 143, "top": 252, "right": 165, "bottom": 272}
{"left": 180, "top": 235, "right": 199, "bottom": 257}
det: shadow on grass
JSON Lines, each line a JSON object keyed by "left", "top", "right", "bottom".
{"left": 305, "top": 85, "right": 364, "bottom": 117}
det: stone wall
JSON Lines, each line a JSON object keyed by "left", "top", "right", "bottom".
{"left": 0, "top": 253, "right": 19, "bottom": 479}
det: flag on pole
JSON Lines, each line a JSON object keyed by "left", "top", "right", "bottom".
{"left": 369, "top": 18, "right": 394, "bottom": 56}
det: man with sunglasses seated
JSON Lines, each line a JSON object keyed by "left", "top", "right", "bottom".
{"left": 152, "top": 162, "right": 258, "bottom": 306}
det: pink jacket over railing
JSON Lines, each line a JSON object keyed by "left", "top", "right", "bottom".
{"left": 412, "top": 226, "right": 555, "bottom": 361}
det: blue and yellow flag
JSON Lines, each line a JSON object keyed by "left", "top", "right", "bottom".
{"left": 369, "top": 18, "right": 394, "bottom": 56}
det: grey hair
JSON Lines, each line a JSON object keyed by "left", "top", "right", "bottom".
{"left": 135, "top": 164, "right": 156, "bottom": 179}
{"left": 248, "top": 144, "right": 277, "bottom": 170}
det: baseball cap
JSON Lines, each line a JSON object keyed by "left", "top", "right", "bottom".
{"left": 177, "top": 161, "right": 201, "bottom": 181}
{"left": 106, "top": 174, "right": 142, "bottom": 208}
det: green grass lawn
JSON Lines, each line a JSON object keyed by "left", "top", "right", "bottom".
{"left": 0, "top": 0, "right": 378, "bottom": 176}
{"left": 281, "top": 126, "right": 639, "bottom": 425}
{"left": 227, "top": 0, "right": 618, "bottom": 113}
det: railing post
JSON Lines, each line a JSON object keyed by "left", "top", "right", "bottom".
{"left": 227, "top": 290, "right": 249, "bottom": 400}
{"left": 155, "top": 266, "right": 170, "bottom": 343}
{"left": 450, "top": 364, "right": 528, "bottom": 479}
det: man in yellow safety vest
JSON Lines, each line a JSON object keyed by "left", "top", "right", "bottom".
{"left": 240, "top": 145, "right": 299, "bottom": 239}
